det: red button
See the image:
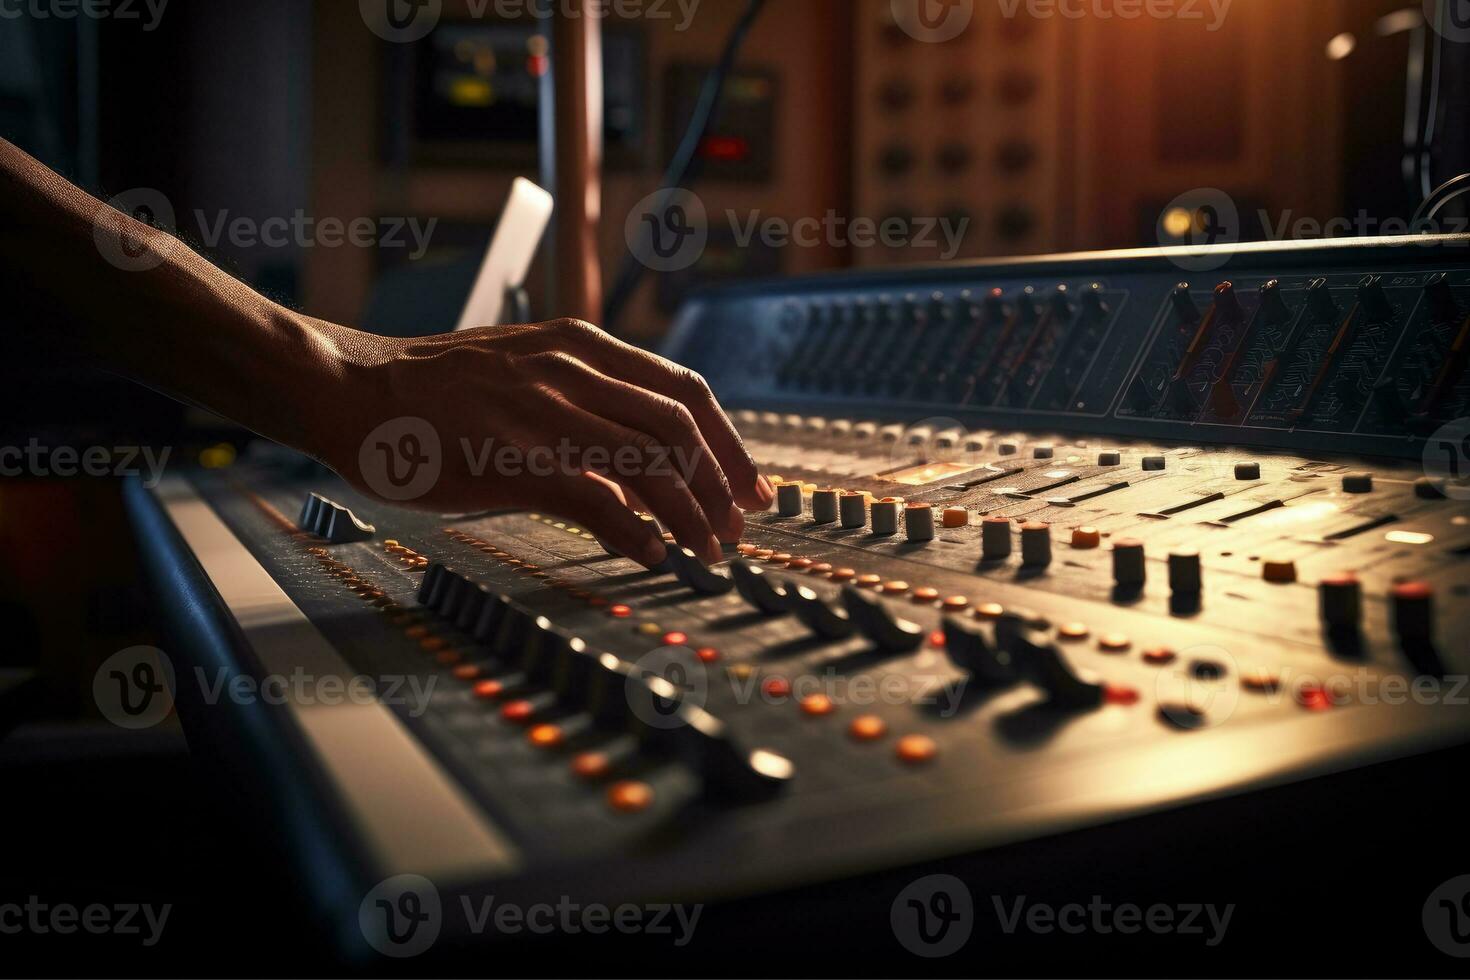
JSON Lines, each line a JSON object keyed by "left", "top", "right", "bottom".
{"left": 609, "top": 604, "right": 632, "bottom": 618}
{"left": 662, "top": 631, "right": 689, "bottom": 647}
{"left": 500, "top": 700, "right": 536, "bottom": 724}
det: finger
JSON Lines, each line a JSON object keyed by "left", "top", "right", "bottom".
{"left": 546, "top": 319, "right": 774, "bottom": 510}
{"left": 520, "top": 351, "right": 742, "bottom": 541}
{"left": 549, "top": 473, "right": 667, "bottom": 570}
{"left": 540, "top": 390, "right": 723, "bottom": 564}
{"left": 586, "top": 469, "right": 652, "bottom": 518}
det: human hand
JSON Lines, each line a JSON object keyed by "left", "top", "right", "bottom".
{"left": 315, "top": 317, "right": 774, "bottom": 569}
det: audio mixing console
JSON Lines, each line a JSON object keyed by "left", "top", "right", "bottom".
{"left": 129, "top": 235, "right": 1470, "bottom": 963}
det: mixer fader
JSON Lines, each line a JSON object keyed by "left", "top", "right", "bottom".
{"left": 132, "top": 236, "right": 1470, "bottom": 959}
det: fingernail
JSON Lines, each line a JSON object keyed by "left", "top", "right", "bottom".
{"left": 722, "top": 504, "right": 745, "bottom": 543}
{"left": 705, "top": 534, "right": 724, "bottom": 564}
{"left": 755, "top": 474, "right": 775, "bottom": 505}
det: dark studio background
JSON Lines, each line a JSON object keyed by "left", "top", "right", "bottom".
{"left": 1, "top": 0, "right": 1468, "bottom": 973}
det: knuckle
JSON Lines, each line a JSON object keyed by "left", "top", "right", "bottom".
{"left": 656, "top": 396, "right": 697, "bottom": 434}
{"left": 550, "top": 317, "right": 603, "bottom": 342}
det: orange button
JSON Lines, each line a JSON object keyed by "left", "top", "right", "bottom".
{"left": 1105, "top": 684, "right": 1141, "bottom": 706}
{"left": 419, "top": 636, "right": 450, "bottom": 653}
{"left": 1072, "top": 526, "right": 1102, "bottom": 549}
{"left": 849, "top": 715, "right": 888, "bottom": 741}
{"left": 571, "top": 752, "right": 611, "bottom": 781}
{"left": 528, "top": 724, "right": 564, "bottom": 748}
{"left": 452, "top": 664, "right": 482, "bottom": 681}
{"left": 662, "top": 631, "right": 689, "bottom": 647}
{"left": 857, "top": 574, "right": 883, "bottom": 588}
{"left": 942, "top": 508, "right": 970, "bottom": 528}
{"left": 896, "top": 734, "right": 938, "bottom": 764}
{"left": 882, "top": 581, "right": 911, "bottom": 595}
{"left": 800, "top": 693, "right": 836, "bottom": 717}
{"left": 1099, "top": 633, "right": 1131, "bottom": 652}
{"left": 696, "top": 647, "right": 721, "bottom": 663}
{"left": 975, "top": 602, "right": 1004, "bottom": 620}
{"left": 609, "top": 604, "right": 632, "bottom": 618}
{"left": 1142, "top": 647, "right": 1177, "bottom": 666}
{"left": 472, "top": 679, "right": 504, "bottom": 700}
{"left": 912, "top": 587, "right": 941, "bottom": 603}
{"left": 607, "top": 781, "right": 655, "bottom": 813}
{"left": 809, "top": 563, "right": 833, "bottom": 575}
{"left": 1058, "top": 623, "right": 1090, "bottom": 641}
{"left": 941, "top": 595, "right": 970, "bottom": 611}
{"left": 787, "top": 558, "right": 814, "bottom": 570}
{"left": 830, "top": 568, "right": 857, "bottom": 582}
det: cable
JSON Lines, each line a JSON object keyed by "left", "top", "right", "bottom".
{"left": 1413, "top": 172, "right": 1470, "bottom": 226}
{"left": 602, "top": 0, "right": 769, "bottom": 333}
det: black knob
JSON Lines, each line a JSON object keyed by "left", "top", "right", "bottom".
{"left": 1172, "top": 284, "right": 1201, "bottom": 323}
{"left": 1307, "top": 279, "right": 1339, "bottom": 321}
{"left": 1214, "top": 281, "right": 1243, "bottom": 322}
{"left": 840, "top": 586, "right": 925, "bottom": 653}
{"left": 784, "top": 580, "right": 855, "bottom": 640}
{"left": 1426, "top": 274, "right": 1461, "bottom": 323}
{"left": 1358, "top": 276, "right": 1393, "bottom": 321}
{"left": 1259, "top": 280, "right": 1291, "bottom": 324}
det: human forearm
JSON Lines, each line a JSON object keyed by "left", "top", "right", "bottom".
{"left": 0, "top": 137, "right": 349, "bottom": 456}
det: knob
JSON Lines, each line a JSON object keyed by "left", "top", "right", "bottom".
{"left": 1391, "top": 581, "right": 1442, "bottom": 675}
{"left": 1426, "top": 274, "right": 1461, "bottom": 323}
{"left": 1235, "top": 462, "right": 1261, "bottom": 480}
{"left": 669, "top": 547, "right": 734, "bottom": 595}
{"left": 1020, "top": 522, "right": 1052, "bottom": 567}
{"left": 1342, "top": 472, "right": 1374, "bottom": 494}
{"left": 1004, "top": 616, "right": 1105, "bottom": 710}
{"left": 841, "top": 587, "right": 925, "bottom": 653}
{"left": 776, "top": 482, "right": 803, "bottom": 516}
{"left": 784, "top": 581, "right": 856, "bottom": 639}
{"left": 1112, "top": 538, "right": 1146, "bottom": 588}
{"left": 1307, "top": 279, "right": 1338, "bottom": 321}
{"left": 1319, "top": 572, "right": 1362, "bottom": 635}
{"left": 1415, "top": 477, "right": 1448, "bottom": 500}
{"left": 455, "top": 582, "right": 494, "bottom": 632}
{"left": 839, "top": 492, "right": 868, "bottom": 529}
{"left": 1358, "top": 276, "right": 1393, "bottom": 321}
{"left": 811, "top": 489, "right": 840, "bottom": 524}
{"left": 1142, "top": 455, "right": 1166, "bottom": 471}
{"left": 1049, "top": 285, "right": 1073, "bottom": 320}
{"left": 1172, "top": 284, "right": 1201, "bottom": 323}
{"left": 1098, "top": 451, "right": 1121, "bottom": 466}
{"left": 982, "top": 516, "right": 1013, "bottom": 560}
{"left": 1262, "top": 559, "right": 1297, "bottom": 584}
{"left": 1168, "top": 550, "right": 1202, "bottom": 594}
{"left": 871, "top": 499, "right": 900, "bottom": 536}
{"left": 418, "top": 562, "right": 448, "bottom": 607}
{"left": 472, "top": 592, "right": 511, "bottom": 643}
{"left": 299, "top": 492, "right": 375, "bottom": 543}
{"left": 905, "top": 503, "right": 935, "bottom": 542}
{"left": 659, "top": 704, "right": 795, "bottom": 802}
{"left": 942, "top": 616, "right": 1018, "bottom": 686}
{"left": 1259, "top": 279, "right": 1292, "bottom": 324}
{"left": 1214, "top": 281, "right": 1243, "bottom": 322}
{"left": 730, "top": 559, "right": 791, "bottom": 615}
